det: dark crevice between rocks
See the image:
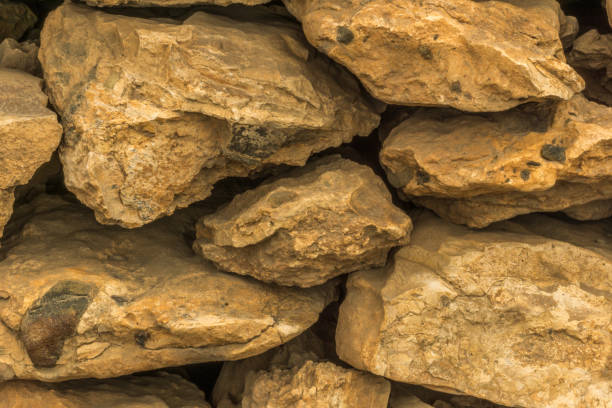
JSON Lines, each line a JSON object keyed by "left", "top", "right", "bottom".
{"left": 560, "top": 0, "right": 611, "bottom": 35}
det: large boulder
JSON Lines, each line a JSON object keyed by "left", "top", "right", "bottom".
{"left": 282, "top": 0, "right": 583, "bottom": 112}
{"left": 0, "top": 195, "right": 336, "bottom": 381}
{"left": 194, "top": 156, "right": 412, "bottom": 287}
{"left": 0, "top": 68, "right": 63, "bottom": 240}
{"left": 380, "top": 94, "right": 612, "bottom": 227}
{"left": 336, "top": 211, "right": 612, "bottom": 407}
{"left": 0, "top": 372, "right": 211, "bottom": 408}
{"left": 39, "top": 3, "right": 380, "bottom": 228}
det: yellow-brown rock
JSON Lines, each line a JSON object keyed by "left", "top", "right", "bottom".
{"left": 336, "top": 211, "right": 612, "bottom": 408}
{"left": 0, "top": 195, "right": 336, "bottom": 381}
{"left": 0, "top": 372, "right": 211, "bottom": 408}
{"left": 282, "top": 0, "right": 583, "bottom": 112}
{"left": 0, "top": 39, "right": 39, "bottom": 75}
{"left": 568, "top": 29, "right": 612, "bottom": 106}
{"left": 194, "top": 156, "right": 412, "bottom": 287}
{"left": 39, "top": 3, "right": 380, "bottom": 228}
{"left": 0, "top": 68, "right": 63, "bottom": 239}
{"left": 380, "top": 94, "right": 612, "bottom": 227}
{"left": 563, "top": 199, "right": 612, "bottom": 221}
{"left": 84, "top": 0, "right": 268, "bottom": 6}
{"left": 607, "top": 0, "right": 612, "bottom": 28}
{"left": 0, "top": 2, "right": 36, "bottom": 41}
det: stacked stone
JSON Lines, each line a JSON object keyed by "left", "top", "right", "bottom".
{"left": 0, "top": 0, "right": 610, "bottom": 407}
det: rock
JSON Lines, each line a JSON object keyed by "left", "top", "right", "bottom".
{"left": 282, "top": 0, "right": 583, "bottom": 112}
{"left": 0, "top": 372, "right": 211, "bottom": 408}
{"left": 0, "top": 38, "right": 39, "bottom": 75}
{"left": 241, "top": 360, "right": 390, "bottom": 408}
{"left": 0, "top": 195, "right": 336, "bottom": 381}
{"left": 608, "top": 0, "right": 612, "bottom": 28}
{"left": 85, "top": 0, "right": 268, "bottom": 6}
{"left": 559, "top": 14, "right": 579, "bottom": 49}
{"left": 389, "top": 391, "right": 433, "bottom": 408}
{"left": 39, "top": 3, "right": 380, "bottom": 228}
{"left": 194, "top": 156, "right": 412, "bottom": 287}
{"left": 0, "top": 2, "right": 36, "bottom": 41}
{"left": 336, "top": 211, "right": 612, "bottom": 408}
{"left": 568, "top": 29, "right": 612, "bottom": 106}
{"left": 380, "top": 94, "right": 612, "bottom": 227}
{"left": 0, "top": 68, "right": 63, "bottom": 240}
{"left": 563, "top": 199, "right": 612, "bottom": 220}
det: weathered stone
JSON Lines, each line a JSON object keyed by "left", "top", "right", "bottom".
{"left": 85, "top": 0, "right": 268, "bottom": 6}
{"left": 39, "top": 3, "right": 380, "bottom": 228}
{"left": 0, "top": 2, "right": 36, "bottom": 41}
{"left": 563, "top": 199, "right": 612, "bottom": 220}
{"left": 194, "top": 156, "right": 412, "bottom": 287}
{"left": 0, "top": 68, "right": 63, "bottom": 239}
{"left": 0, "top": 372, "right": 211, "bottom": 408}
{"left": 0, "top": 195, "right": 336, "bottom": 381}
{"left": 568, "top": 29, "right": 612, "bottom": 106}
{"left": 0, "top": 38, "right": 39, "bottom": 75}
{"left": 380, "top": 94, "right": 612, "bottom": 227}
{"left": 389, "top": 391, "right": 433, "bottom": 408}
{"left": 607, "top": 0, "right": 612, "bottom": 28}
{"left": 336, "top": 211, "right": 612, "bottom": 408}
{"left": 282, "top": 0, "right": 583, "bottom": 112}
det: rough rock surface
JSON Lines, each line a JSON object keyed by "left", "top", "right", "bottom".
{"left": 283, "top": 0, "right": 583, "bottom": 112}
{"left": 0, "top": 68, "right": 63, "bottom": 239}
{"left": 336, "top": 211, "right": 612, "bottom": 408}
{"left": 0, "top": 2, "right": 36, "bottom": 41}
{"left": 0, "top": 195, "right": 336, "bottom": 381}
{"left": 39, "top": 3, "right": 380, "bottom": 228}
{"left": 608, "top": 0, "right": 612, "bottom": 28}
{"left": 0, "top": 372, "right": 211, "bottom": 408}
{"left": 85, "top": 0, "right": 268, "bottom": 6}
{"left": 0, "top": 38, "right": 39, "bottom": 75}
{"left": 563, "top": 199, "right": 612, "bottom": 221}
{"left": 568, "top": 29, "right": 612, "bottom": 106}
{"left": 194, "top": 156, "right": 412, "bottom": 287}
{"left": 380, "top": 94, "right": 612, "bottom": 227}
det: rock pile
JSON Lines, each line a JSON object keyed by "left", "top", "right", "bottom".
{"left": 0, "top": 0, "right": 610, "bottom": 407}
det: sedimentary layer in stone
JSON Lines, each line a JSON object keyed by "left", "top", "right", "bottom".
{"left": 380, "top": 94, "right": 612, "bottom": 227}
{"left": 336, "top": 211, "right": 612, "bottom": 408}
{"left": 194, "top": 156, "right": 412, "bottom": 287}
{"left": 0, "top": 39, "right": 39, "bottom": 75}
{"left": 282, "top": 0, "right": 583, "bottom": 112}
{"left": 0, "top": 2, "right": 36, "bottom": 41}
{"left": 568, "top": 29, "right": 612, "bottom": 106}
{"left": 0, "top": 68, "right": 63, "bottom": 239}
{"left": 39, "top": 3, "right": 380, "bottom": 228}
{"left": 0, "top": 372, "right": 211, "bottom": 408}
{"left": 0, "top": 195, "right": 336, "bottom": 381}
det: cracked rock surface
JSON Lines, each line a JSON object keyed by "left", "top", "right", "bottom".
{"left": 0, "top": 195, "right": 336, "bottom": 381}
{"left": 194, "top": 156, "right": 412, "bottom": 287}
{"left": 380, "top": 94, "right": 612, "bottom": 227}
{"left": 282, "top": 0, "right": 583, "bottom": 112}
{"left": 39, "top": 3, "right": 380, "bottom": 228}
{"left": 336, "top": 211, "right": 612, "bottom": 408}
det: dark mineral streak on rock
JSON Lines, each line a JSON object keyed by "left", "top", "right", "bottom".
{"left": 336, "top": 26, "right": 354, "bottom": 44}
{"left": 19, "top": 281, "right": 95, "bottom": 368}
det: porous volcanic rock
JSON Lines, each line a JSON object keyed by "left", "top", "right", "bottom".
{"left": 380, "top": 94, "right": 612, "bottom": 227}
{"left": 0, "top": 38, "right": 39, "bottom": 75}
{"left": 0, "top": 372, "right": 211, "bottom": 408}
{"left": 568, "top": 29, "right": 612, "bottom": 106}
{"left": 0, "top": 2, "right": 36, "bottom": 41}
{"left": 282, "top": 0, "right": 583, "bottom": 112}
{"left": 194, "top": 156, "right": 412, "bottom": 287}
{"left": 0, "top": 68, "right": 63, "bottom": 240}
{"left": 39, "top": 3, "right": 380, "bottom": 228}
{"left": 0, "top": 195, "right": 336, "bottom": 381}
{"left": 336, "top": 211, "right": 612, "bottom": 408}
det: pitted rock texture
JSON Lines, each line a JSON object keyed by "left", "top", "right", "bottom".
{"left": 0, "top": 2, "right": 36, "bottom": 41}
{"left": 282, "top": 0, "right": 583, "bottom": 112}
{"left": 380, "top": 94, "right": 612, "bottom": 227}
{"left": 39, "top": 3, "right": 380, "bottom": 228}
{"left": 568, "top": 29, "right": 612, "bottom": 106}
{"left": 0, "top": 39, "right": 39, "bottom": 75}
{"left": 0, "top": 372, "right": 211, "bottom": 408}
{"left": 194, "top": 156, "right": 412, "bottom": 287}
{"left": 85, "top": 0, "right": 268, "bottom": 6}
{"left": 0, "top": 68, "right": 63, "bottom": 239}
{"left": 336, "top": 211, "right": 612, "bottom": 408}
{"left": 0, "top": 195, "right": 336, "bottom": 381}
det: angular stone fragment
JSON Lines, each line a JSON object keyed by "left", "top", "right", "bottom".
{"left": 0, "top": 372, "right": 211, "bottom": 408}
{"left": 39, "top": 3, "right": 380, "bottom": 228}
{"left": 563, "top": 199, "right": 612, "bottom": 220}
{"left": 380, "top": 94, "right": 612, "bottom": 227}
{"left": 85, "top": 0, "right": 268, "bottom": 6}
{"left": 0, "top": 38, "right": 39, "bottom": 75}
{"left": 0, "top": 195, "right": 336, "bottom": 381}
{"left": 336, "top": 211, "right": 612, "bottom": 408}
{"left": 194, "top": 156, "right": 412, "bottom": 287}
{"left": 568, "top": 29, "right": 612, "bottom": 106}
{"left": 0, "top": 68, "right": 63, "bottom": 239}
{"left": 283, "top": 0, "right": 583, "bottom": 112}
{"left": 0, "top": 2, "right": 36, "bottom": 41}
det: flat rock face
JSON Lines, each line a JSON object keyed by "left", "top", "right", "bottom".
{"left": 336, "top": 211, "right": 612, "bottom": 408}
{"left": 0, "top": 68, "right": 63, "bottom": 239}
{"left": 0, "top": 39, "right": 39, "bottom": 75}
{"left": 85, "top": 0, "right": 268, "bottom": 6}
{"left": 0, "top": 372, "right": 211, "bottom": 408}
{"left": 241, "top": 360, "right": 390, "bottom": 408}
{"left": 380, "top": 94, "right": 612, "bottom": 227}
{"left": 194, "top": 156, "right": 412, "bottom": 287}
{"left": 0, "top": 2, "right": 36, "bottom": 41}
{"left": 0, "top": 195, "right": 336, "bottom": 381}
{"left": 39, "top": 3, "right": 380, "bottom": 228}
{"left": 282, "top": 0, "right": 583, "bottom": 112}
